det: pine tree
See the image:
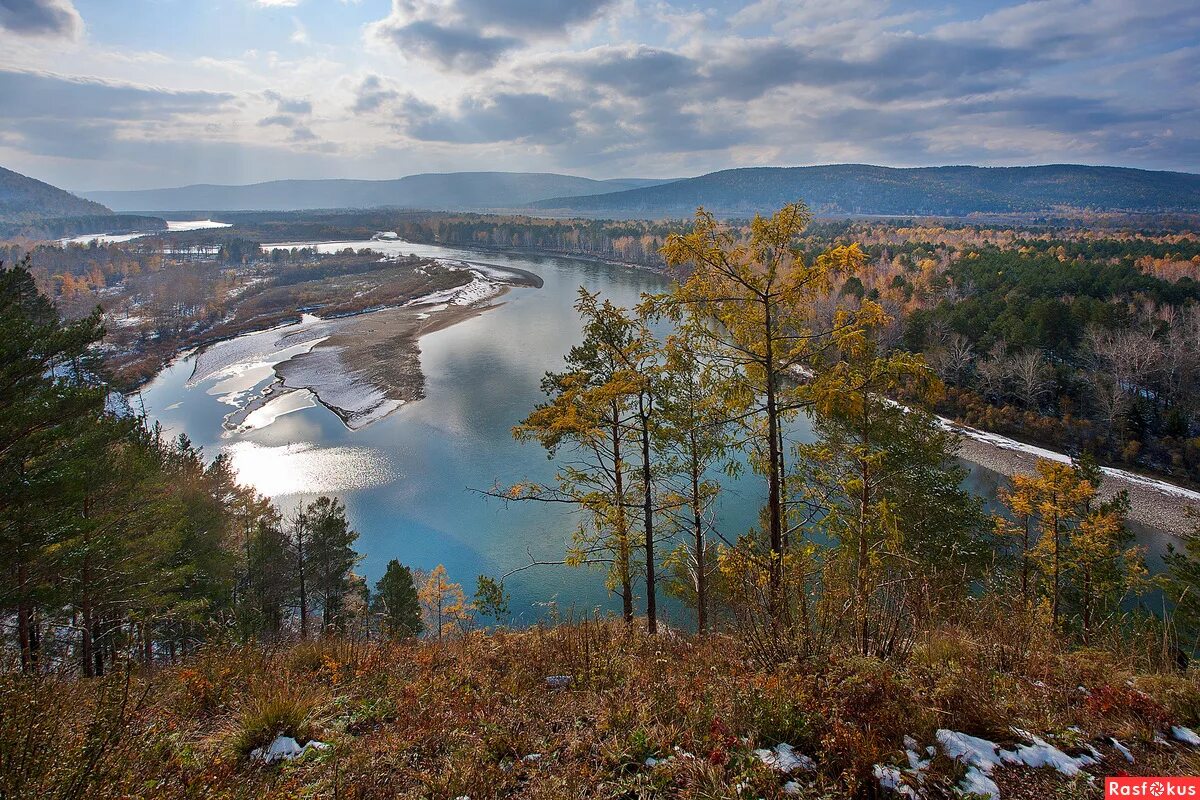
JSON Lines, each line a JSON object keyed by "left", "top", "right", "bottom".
{"left": 0, "top": 256, "right": 106, "bottom": 672}
{"left": 800, "top": 302, "right": 985, "bottom": 656}
{"left": 995, "top": 458, "right": 1144, "bottom": 638}
{"left": 1164, "top": 512, "right": 1200, "bottom": 656}
{"left": 243, "top": 509, "right": 295, "bottom": 639}
{"left": 304, "top": 496, "right": 360, "bottom": 633}
{"left": 656, "top": 327, "right": 730, "bottom": 633}
{"left": 473, "top": 575, "right": 510, "bottom": 626}
{"left": 375, "top": 559, "right": 422, "bottom": 639}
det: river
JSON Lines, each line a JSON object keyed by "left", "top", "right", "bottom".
{"left": 139, "top": 239, "right": 1178, "bottom": 624}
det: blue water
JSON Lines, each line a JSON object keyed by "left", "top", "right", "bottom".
{"left": 140, "top": 240, "right": 1177, "bottom": 626}
{"left": 141, "top": 243, "right": 776, "bottom": 625}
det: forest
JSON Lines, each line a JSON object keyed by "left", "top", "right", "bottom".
{"left": 4, "top": 206, "right": 1200, "bottom": 798}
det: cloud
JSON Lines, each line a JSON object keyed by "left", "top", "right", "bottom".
{"left": 4, "top": 0, "right": 1199, "bottom": 186}
{"left": 290, "top": 17, "right": 309, "bottom": 44}
{"left": 264, "top": 90, "right": 312, "bottom": 115}
{"left": 367, "top": 0, "right": 618, "bottom": 71}
{"left": 0, "top": 0, "right": 83, "bottom": 39}
{"left": 351, "top": 75, "right": 399, "bottom": 113}
{"left": 373, "top": 19, "right": 520, "bottom": 72}
{"left": 0, "top": 68, "right": 232, "bottom": 120}
{"left": 453, "top": 0, "right": 616, "bottom": 33}
{"left": 402, "top": 92, "right": 581, "bottom": 144}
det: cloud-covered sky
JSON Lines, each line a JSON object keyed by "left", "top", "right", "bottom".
{"left": 0, "top": 0, "right": 1196, "bottom": 191}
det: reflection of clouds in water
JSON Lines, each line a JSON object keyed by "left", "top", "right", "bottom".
{"left": 223, "top": 441, "right": 395, "bottom": 497}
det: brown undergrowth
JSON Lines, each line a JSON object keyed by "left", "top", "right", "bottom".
{"left": 3, "top": 613, "right": 1200, "bottom": 799}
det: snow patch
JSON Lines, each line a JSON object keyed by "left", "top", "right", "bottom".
{"left": 249, "top": 735, "right": 328, "bottom": 764}
{"left": 754, "top": 742, "right": 816, "bottom": 774}
{"left": 1172, "top": 726, "right": 1200, "bottom": 745}
{"left": 935, "top": 729, "right": 1101, "bottom": 800}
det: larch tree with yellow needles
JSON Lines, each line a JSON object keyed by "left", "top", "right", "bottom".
{"left": 658, "top": 203, "right": 866, "bottom": 625}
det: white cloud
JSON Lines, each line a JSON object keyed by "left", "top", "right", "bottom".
{"left": 290, "top": 17, "right": 309, "bottom": 44}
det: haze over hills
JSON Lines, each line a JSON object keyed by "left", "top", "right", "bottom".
{"left": 78, "top": 164, "right": 1200, "bottom": 219}
{"left": 84, "top": 173, "right": 670, "bottom": 214}
{"left": 532, "top": 164, "right": 1200, "bottom": 217}
{"left": 0, "top": 165, "right": 112, "bottom": 224}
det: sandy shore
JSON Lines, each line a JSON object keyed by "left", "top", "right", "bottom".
{"left": 950, "top": 422, "right": 1200, "bottom": 537}
{"left": 274, "top": 295, "right": 505, "bottom": 428}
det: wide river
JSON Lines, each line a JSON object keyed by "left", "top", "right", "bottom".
{"left": 140, "top": 239, "right": 1174, "bottom": 624}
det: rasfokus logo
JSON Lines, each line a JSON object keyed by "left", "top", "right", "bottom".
{"left": 1107, "top": 778, "right": 1200, "bottom": 797}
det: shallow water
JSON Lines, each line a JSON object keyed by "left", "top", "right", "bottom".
{"left": 139, "top": 240, "right": 1177, "bottom": 625}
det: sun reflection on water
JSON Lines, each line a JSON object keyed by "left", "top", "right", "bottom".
{"left": 223, "top": 440, "right": 395, "bottom": 497}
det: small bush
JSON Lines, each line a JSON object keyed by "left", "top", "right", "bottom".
{"left": 228, "top": 676, "right": 324, "bottom": 755}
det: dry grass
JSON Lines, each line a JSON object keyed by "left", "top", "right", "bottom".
{"left": 3, "top": 615, "right": 1200, "bottom": 799}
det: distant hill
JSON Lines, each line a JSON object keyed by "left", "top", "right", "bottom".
{"left": 530, "top": 164, "right": 1200, "bottom": 217}
{"left": 85, "top": 173, "right": 672, "bottom": 213}
{"left": 0, "top": 165, "right": 112, "bottom": 224}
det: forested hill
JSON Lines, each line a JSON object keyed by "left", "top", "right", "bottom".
{"left": 84, "top": 173, "right": 668, "bottom": 213}
{"left": 0, "top": 165, "right": 112, "bottom": 224}
{"left": 531, "top": 164, "right": 1200, "bottom": 217}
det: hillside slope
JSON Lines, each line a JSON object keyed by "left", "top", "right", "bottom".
{"left": 6, "top": 623, "right": 1200, "bottom": 799}
{"left": 531, "top": 164, "right": 1200, "bottom": 217}
{"left": 0, "top": 165, "right": 112, "bottom": 224}
{"left": 85, "top": 173, "right": 670, "bottom": 213}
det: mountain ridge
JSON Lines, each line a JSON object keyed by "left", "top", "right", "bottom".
{"left": 530, "top": 164, "right": 1200, "bottom": 217}
{"left": 84, "top": 172, "right": 672, "bottom": 213}
{"left": 0, "top": 165, "right": 113, "bottom": 224}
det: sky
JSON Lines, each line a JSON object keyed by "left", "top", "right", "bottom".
{"left": 0, "top": 0, "right": 1196, "bottom": 191}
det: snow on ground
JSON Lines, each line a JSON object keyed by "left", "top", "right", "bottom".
{"left": 1110, "top": 738, "right": 1135, "bottom": 762}
{"left": 59, "top": 231, "right": 148, "bottom": 245}
{"left": 237, "top": 388, "right": 318, "bottom": 432}
{"left": 278, "top": 344, "right": 404, "bottom": 430}
{"left": 166, "top": 220, "right": 231, "bottom": 232}
{"left": 408, "top": 277, "right": 502, "bottom": 307}
{"left": 249, "top": 735, "right": 328, "bottom": 764}
{"left": 1172, "top": 725, "right": 1200, "bottom": 745}
{"left": 754, "top": 743, "right": 816, "bottom": 774}
{"left": 189, "top": 314, "right": 331, "bottom": 387}
{"left": 933, "top": 729, "right": 1105, "bottom": 799}
{"left": 943, "top": 418, "right": 1200, "bottom": 503}
{"left": 58, "top": 220, "right": 230, "bottom": 246}
{"left": 106, "top": 313, "right": 145, "bottom": 328}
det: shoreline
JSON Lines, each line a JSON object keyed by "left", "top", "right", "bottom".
{"left": 948, "top": 421, "right": 1199, "bottom": 536}
{"left": 275, "top": 291, "right": 510, "bottom": 429}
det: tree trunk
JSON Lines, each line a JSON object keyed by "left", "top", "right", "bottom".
{"left": 639, "top": 392, "right": 657, "bottom": 634}
{"left": 857, "top": 401, "right": 871, "bottom": 656}
{"left": 763, "top": 301, "right": 784, "bottom": 622}
{"left": 17, "top": 558, "right": 33, "bottom": 673}
{"left": 612, "top": 408, "right": 633, "bottom": 624}
{"left": 297, "top": 528, "right": 309, "bottom": 640}
{"left": 691, "top": 430, "right": 707, "bottom": 634}
{"left": 1052, "top": 504, "right": 1061, "bottom": 630}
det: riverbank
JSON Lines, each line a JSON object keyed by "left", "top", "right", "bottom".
{"left": 949, "top": 420, "right": 1200, "bottom": 536}
{"left": 273, "top": 290, "right": 511, "bottom": 429}
{"left": 204, "top": 261, "right": 536, "bottom": 431}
